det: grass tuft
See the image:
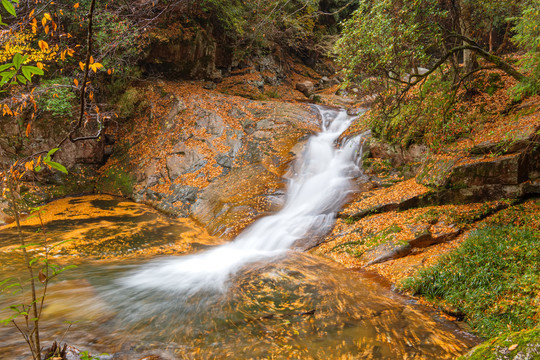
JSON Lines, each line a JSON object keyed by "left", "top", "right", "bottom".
{"left": 400, "top": 224, "right": 540, "bottom": 339}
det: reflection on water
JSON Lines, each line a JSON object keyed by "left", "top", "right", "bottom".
{"left": 0, "top": 196, "right": 477, "bottom": 359}
{"left": 0, "top": 195, "right": 221, "bottom": 259}
{"left": 105, "top": 252, "right": 476, "bottom": 359}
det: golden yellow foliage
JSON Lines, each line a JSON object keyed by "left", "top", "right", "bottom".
{"left": 0, "top": 30, "right": 57, "bottom": 64}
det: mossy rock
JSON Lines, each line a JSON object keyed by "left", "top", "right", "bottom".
{"left": 416, "top": 157, "right": 457, "bottom": 188}
{"left": 458, "top": 328, "right": 540, "bottom": 360}
{"left": 96, "top": 166, "right": 135, "bottom": 197}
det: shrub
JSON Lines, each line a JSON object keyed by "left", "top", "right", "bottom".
{"left": 511, "top": 0, "right": 540, "bottom": 100}
{"left": 36, "top": 77, "right": 77, "bottom": 118}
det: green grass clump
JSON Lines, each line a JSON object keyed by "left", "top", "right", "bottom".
{"left": 400, "top": 225, "right": 540, "bottom": 339}
{"left": 458, "top": 328, "right": 540, "bottom": 360}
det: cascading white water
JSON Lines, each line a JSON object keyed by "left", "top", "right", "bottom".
{"left": 119, "top": 106, "right": 366, "bottom": 294}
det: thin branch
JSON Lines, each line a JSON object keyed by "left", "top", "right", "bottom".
{"left": 71, "top": 0, "right": 97, "bottom": 140}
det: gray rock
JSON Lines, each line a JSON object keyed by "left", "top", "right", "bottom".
{"left": 296, "top": 81, "right": 315, "bottom": 97}
{"left": 362, "top": 241, "right": 412, "bottom": 266}
{"left": 448, "top": 152, "right": 528, "bottom": 187}
{"left": 194, "top": 111, "right": 225, "bottom": 137}
{"left": 169, "top": 184, "right": 199, "bottom": 203}
{"left": 166, "top": 147, "right": 206, "bottom": 180}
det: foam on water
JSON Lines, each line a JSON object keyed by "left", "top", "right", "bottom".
{"left": 118, "top": 107, "right": 366, "bottom": 293}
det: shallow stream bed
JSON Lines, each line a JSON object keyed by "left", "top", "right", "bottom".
{"left": 0, "top": 195, "right": 477, "bottom": 359}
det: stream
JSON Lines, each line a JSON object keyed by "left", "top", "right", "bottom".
{"left": 0, "top": 107, "right": 477, "bottom": 359}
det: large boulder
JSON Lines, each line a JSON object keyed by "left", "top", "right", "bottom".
{"left": 295, "top": 81, "right": 315, "bottom": 97}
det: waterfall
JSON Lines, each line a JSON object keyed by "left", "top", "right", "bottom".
{"left": 119, "top": 106, "right": 366, "bottom": 294}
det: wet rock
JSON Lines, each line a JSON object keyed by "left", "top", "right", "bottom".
{"left": 191, "top": 164, "right": 280, "bottom": 235}
{"left": 293, "top": 234, "right": 328, "bottom": 251}
{"left": 296, "top": 81, "right": 314, "bottom": 97}
{"left": 169, "top": 184, "right": 199, "bottom": 204}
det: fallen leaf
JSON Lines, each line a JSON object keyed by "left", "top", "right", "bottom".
{"left": 38, "top": 270, "right": 47, "bottom": 284}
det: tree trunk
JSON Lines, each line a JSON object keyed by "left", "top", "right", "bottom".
{"left": 459, "top": 0, "right": 477, "bottom": 72}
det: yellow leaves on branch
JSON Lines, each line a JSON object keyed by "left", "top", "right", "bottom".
{"left": 38, "top": 40, "right": 48, "bottom": 51}
{"left": 89, "top": 62, "right": 103, "bottom": 72}
{"left": 31, "top": 18, "right": 38, "bottom": 34}
{"left": 23, "top": 156, "right": 42, "bottom": 173}
{"left": 79, "top": 56, "right": 104, "bottom": 73}
{"left": 2, "top": 104, "right": 13, "bottom": 116}
{"left": 0, "top": 31, "right": 55, "bottom": 64}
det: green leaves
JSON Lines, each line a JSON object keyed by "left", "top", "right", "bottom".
{"left": 43, "top": 148, "right": 68, "bottom": 174}
{"left": 0, "top": 54, "right": 44, "bottom": 88}
{"left": 12, "top": 52, "right": 22, "bottom": 69}
{"left": 21, "top": 65, "right": 43, "bottom": 79}
{"left": 335, "top": 0, "right": 441, "bottom": 86}
{"left": 1, "top": 0, "right": 16, "bottom": 17}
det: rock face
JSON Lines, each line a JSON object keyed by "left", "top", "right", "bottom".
{"left": 0, "top": 115, "right": 105, "bottom": 173}
{"left": 0, "top": 109, "right": 108, "bottom": 221}
{"left": 144, "top": 23, "right": 227, "bottom": 80}
{"left": 100, "top": 82, "right": 319, "bottom": 237}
